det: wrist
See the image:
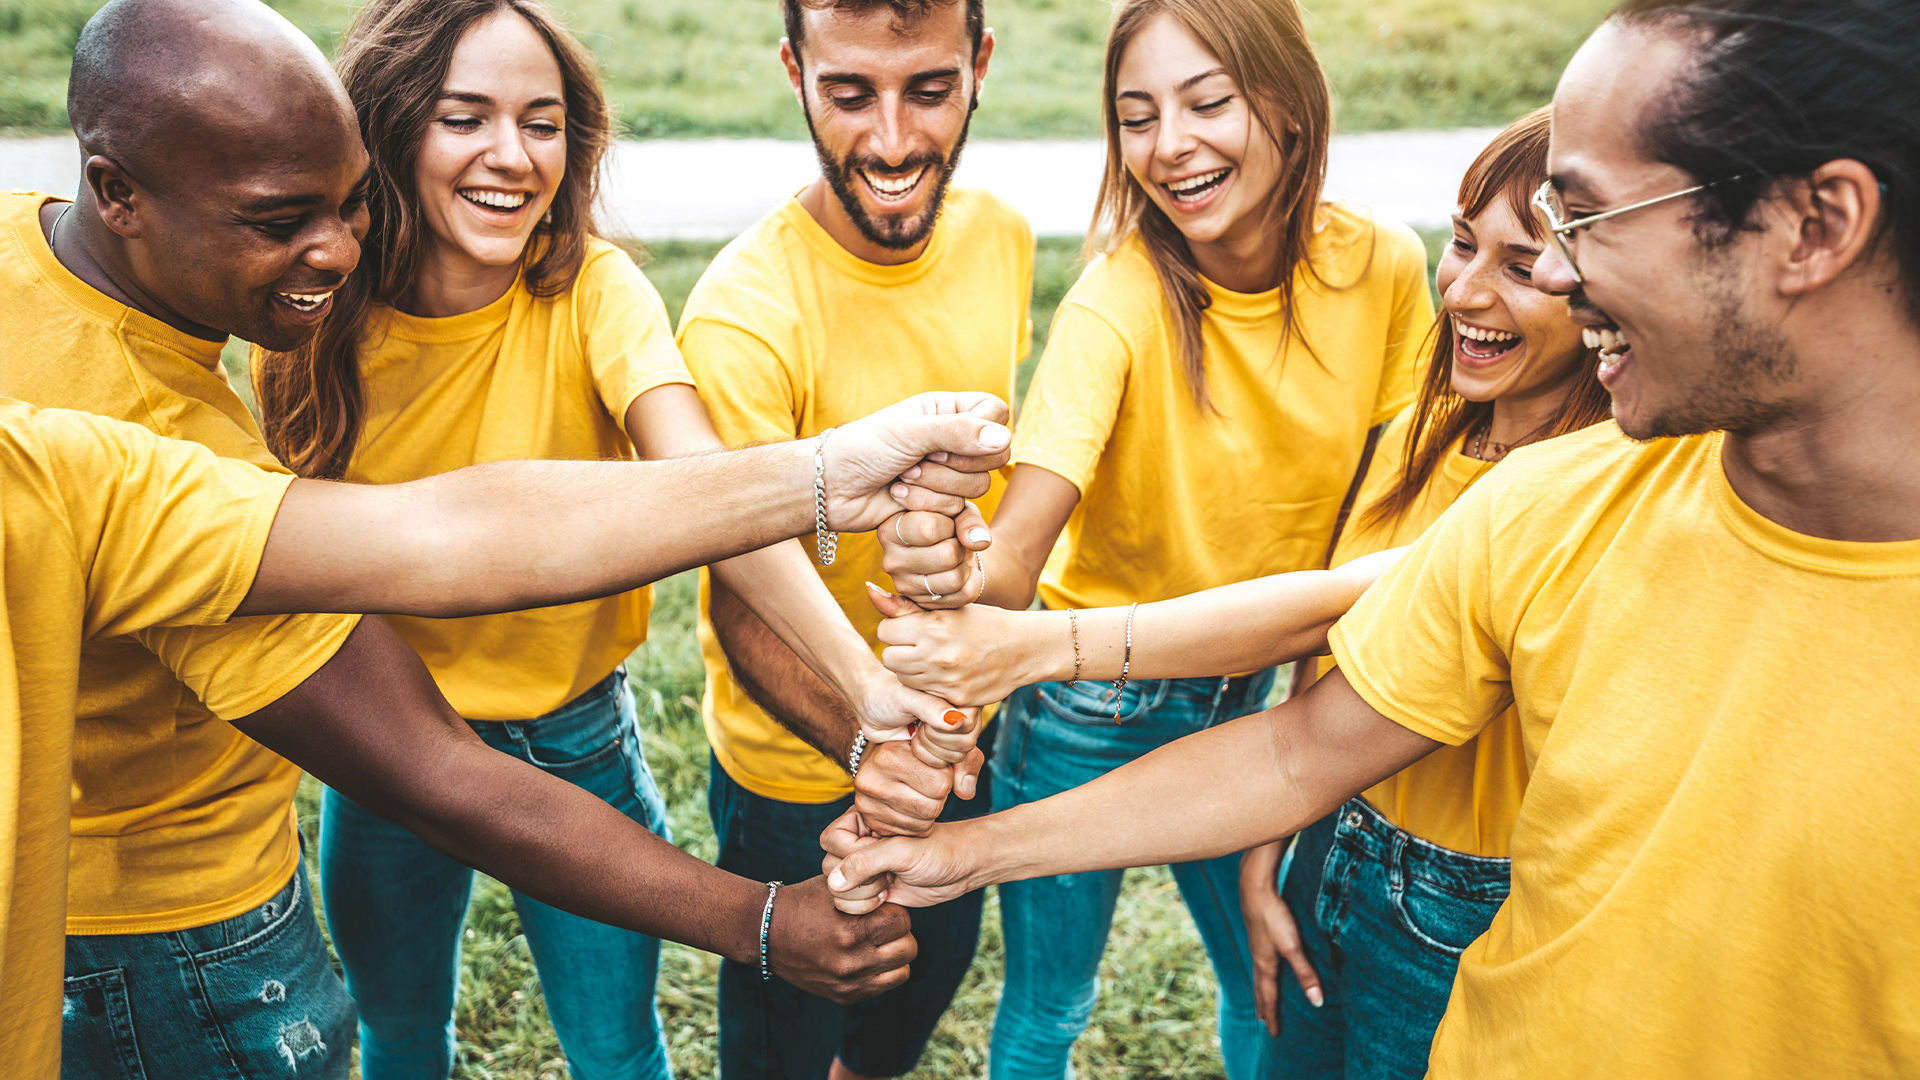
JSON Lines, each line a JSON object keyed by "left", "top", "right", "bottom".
{"left": 1033, "top": 609, "right": 1077, "bottom": 686}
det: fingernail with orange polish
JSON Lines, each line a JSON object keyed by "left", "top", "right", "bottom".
{"left": 943, "top": 710, "right": 966, "bottom": 727}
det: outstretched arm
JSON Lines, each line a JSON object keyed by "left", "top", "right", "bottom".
{"left": 870, "top": 548, "right": 1406, "bottom": 708}
{"left": 236, "top": 392, "right": 1011, "bottom": 618}
{"left": 821, "top": 669, "right": 1439, "bottom": 911}
{"left": 235, "top": 616, "right": 916, "bottom": 1002}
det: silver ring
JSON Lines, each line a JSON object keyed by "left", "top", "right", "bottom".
{"left": 895, "top": 515, "right": 907, "bottom": 544}
{"left": 922, "top": 575, "right": 943, "bottom": 602}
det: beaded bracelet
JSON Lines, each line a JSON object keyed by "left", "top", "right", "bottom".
{"left": 759, "top": 880, "right": 783, "bottom": 981}
{"left": 1112, "top": 602, "right": 1138, "bottom": 723}
{"left": 813, "top": 428, "right": 838, "bottom": 565}
{"left": 1065, "top": 609, "right": 1083, "bottom": 687}
{"left": 847, "top": 731, "right": 870, "bottom": 777}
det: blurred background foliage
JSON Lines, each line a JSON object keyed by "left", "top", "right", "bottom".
{"left": 2, "top": 0, "right": 1612, "bottom": 136}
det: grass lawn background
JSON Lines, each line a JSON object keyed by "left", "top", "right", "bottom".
{"left": 2, "top": 0, "right": 1612, "bottom": 137}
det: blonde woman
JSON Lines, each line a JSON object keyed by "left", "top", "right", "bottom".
{"left": 876, "top": 1, "right": 1430, "bottom": 1075}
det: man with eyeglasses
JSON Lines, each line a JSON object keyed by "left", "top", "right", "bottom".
{"left": 817, "top": 1, "right": 1920, "bottom": 1075}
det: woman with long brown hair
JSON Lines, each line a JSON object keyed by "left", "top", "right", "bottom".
{"left": 254, "top": 1, "right": 974, "bottom": 1076}
{"left": 872, "top": 1, "right": 1431, "bottom": 1075}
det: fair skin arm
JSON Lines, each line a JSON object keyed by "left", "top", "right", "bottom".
{"left": 233, "top": 616, "right": 912, "bottom": 1002}
{"left": 821, "top": 669, "right": 1441, "bottom": 909}
{"left": 234, "top": 392, "right": 1010, "bottom": 620}
{"left": 1239, "top": 837, "right": 1323, "bottom": 1023}
{"left": 868, "top": 548, "right": 1405, "bottom": 707}
{"left": 625, "top": 385, "right": 979, "bottom": 769}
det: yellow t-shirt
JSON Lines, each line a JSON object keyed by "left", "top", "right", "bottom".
{"left": 331, "top": 238, "right": 694, "bottom": 719}
{"left": 1014, "top": 203, "right": 1431, "bottom": 610}
{"left": 678, "top": 189, "right": 1033, "bottom": 802}
{"left": 1316, "top": 405, "right": 1523, "bottom": 856}
{"left": 1329, "top": 424, "right": 1920, "bottom": 1079}
{"left": 0, "top": 192, "right": 359, "bottom": 934}
{"left": 0, "top": 399, "right": 299, "bottom": 1080}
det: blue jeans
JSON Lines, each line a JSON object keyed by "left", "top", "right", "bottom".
{"left": 707, "top": 745, "right": 992, "bottom": 1080}
{"left": 319, "top": 669, "right": 672, "bottom": 1080}
{"left": 63, "top": 860, "right": 356, "bottom": 1080}
{"left": 990, "top": 670, "right": 1278, "bottom": 1080}
{"left": 1267, "top": 798, "right": 1510, "bottom": 1080}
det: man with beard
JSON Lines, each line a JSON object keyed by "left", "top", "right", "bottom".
{"left": 822, "top": 0, "right": 1920, "bottom": 1076}
{"left": 674, "top": 1, "right": 1031, "bottom": 1076}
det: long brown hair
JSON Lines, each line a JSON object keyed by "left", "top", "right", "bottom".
{"left": 1360, "top": 106, "right": 1613, "bottom": 532}
{"left": 1089, "top": 0, "right": 1331, "bottom": 410}
{"left": 255, "top": 0, "right": 610, "bottom": 479}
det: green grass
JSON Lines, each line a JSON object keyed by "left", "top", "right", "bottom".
{"left": 3, "top": 0, "right": 1613, "bottom": 137}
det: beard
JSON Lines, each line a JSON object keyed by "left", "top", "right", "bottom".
{"left": 1604, "top": 254, "right": 1800, "bottom": 442}
{"left": 802, "top": 99, "right": 972, "bottom": 252}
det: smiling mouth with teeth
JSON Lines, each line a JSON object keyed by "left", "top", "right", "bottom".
{"left": 860, "top": 166, "right": 927, "bottom": 202}
{"left": 1582, "top": 325, "right": 1630, "bottom": 358}
{"left": 277, "top": 290, "right": 334, "bottom": 314}
{"left": 460, "top": 188, "right": 531, "bottom": 212}
{"left": 1165, "top": 168, "right": 1231, "bottom": 203}
{"left": 1456, "top": 319, "right": 1522, "bottom": 361}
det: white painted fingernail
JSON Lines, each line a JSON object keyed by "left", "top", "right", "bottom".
{"left": 978, "top": 423, "right": 1010, "bottom": 449}
{"left": 1308, "top": 986, "right": 1324, "bottom": 1007}
{"left": 967, "top": 528, "right": 991, "bottom": 544}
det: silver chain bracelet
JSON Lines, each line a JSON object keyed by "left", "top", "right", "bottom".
{"left": 813, "top": 427, "right": 838, "bottom": 566}
{"left": 759, "top": 880, "right": 783, "bottom": 981}
{"left": 847, "top": 731, "right": 870, "bottom": 777}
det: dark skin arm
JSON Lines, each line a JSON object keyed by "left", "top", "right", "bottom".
{"left": 710, "top": 582, "right": 983, "bottom": 831}
{"left": 235, "top": 616, "right": 916, "bottom": 1002}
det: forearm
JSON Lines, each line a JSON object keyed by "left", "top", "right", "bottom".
{"left": 711, "top": 539, "right": 885, "bottom": 709}
{"left": 978, "top": 543, "right": 1048, "bottom": 610}
{"left": 951, "top": 672, "right": 1436, "bottom": 890}
{"left": 710, "top": 577, "right": 861, "bottom": 765}
{"left": 1239, "top": 839, "right": 1287, "bottom": 900}
{"left": 244, "top": 443, "right": 816, "bottom": 618}
{"left": 1012, "top": 568, "right": 1370, "bottom": 683}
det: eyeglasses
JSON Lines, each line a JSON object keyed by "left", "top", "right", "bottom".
{"left": 1530, "top": 178, "right": 1728, "bottom": 283}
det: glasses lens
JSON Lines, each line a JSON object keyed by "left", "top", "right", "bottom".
{"left": 1532, "top": 183, "right": 1581, "bottom": 280}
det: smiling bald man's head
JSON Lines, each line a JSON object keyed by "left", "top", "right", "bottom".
{"left": 61, "top": 0, "right": 371, "bottom": 349}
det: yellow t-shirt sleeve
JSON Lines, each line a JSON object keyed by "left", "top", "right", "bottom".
{"left": 679, "top": 316, "right": 803, "bottom": 446}
{"left": 576, "top": 247, "right": 697, "bottom": 423}
{"left": 35, "top": 407, "right": 294, "bottom": 640}
{"left": 1372, "top": 225, "right": 1437, "bottom": 426}
{"left": 1327, "top": 473, "right": 1511, "bottom": 746}
{"left": 131, "top": 615, "right": 359, "bottom": 721}
{"left": 1008, "top": 301, "right": 1131, "bottom": 493}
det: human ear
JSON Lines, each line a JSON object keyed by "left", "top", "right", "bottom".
{"left": 972, "top": 27, "right": 996, "bottom": 101}
{"left": 83, "top": 154, "right": 144, "bottom": 239}
{"left": 780, "top": 38, "right": 805, "bottom": 106}
{"left": 1777, "top": 158, "right": 1882, "bottom": 298}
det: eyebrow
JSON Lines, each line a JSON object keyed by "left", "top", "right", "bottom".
{"left": 238, "top": 191, "right": 323, "bottom": 214}
{"left": 1549, "top": 168, "right": 1599, "bottom": 204}
{"left": 815, "top": 67, "right": 962, "bottom": 89}
{"left": 438, "top": 90, "right": 566, "bottom": 109}
{"left": 1116, "top": 66, "right": 1231, "bottom": 104}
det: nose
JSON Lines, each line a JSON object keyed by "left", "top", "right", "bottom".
{"left": 1533, "top": 240, "right": 1580, "bottom": 297}
{"left": 306, "top": 206, "right": 362, "bottom": 279}
{"left": 1155, "top": 104, "right": 1198, "bottom": 170}
{"left": 1443, "top": 253, "right": 1499, "bottom": 316}
{"left": 869, "top": 91, "right": 912, "bottom": 167}
{"left": 484, "top": 121, "right": 534, "bottom": 175}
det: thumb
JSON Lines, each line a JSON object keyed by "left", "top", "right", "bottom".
{"left": 954, "top": 501, "right": 992, "bottom": 551}
{"left": 899, "top": 412, "right": 1011, "bottom": 469}
{"left": 827, "top": 839, "right": 901, "bottom": 894}
{"left": 951, "top": 746, "right": 985, "bottom": 800}
{"left": 867, "top": 581, "right": 926, "bottom": 618}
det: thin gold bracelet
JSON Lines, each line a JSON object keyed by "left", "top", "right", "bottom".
{"left": 1112, "top": 601, "right": 1138, "bottom": 723}
{"left": 1065, "top": 609, "right": 1082, "bottom": 687}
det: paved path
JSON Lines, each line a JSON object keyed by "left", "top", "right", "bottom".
{"left": 4, "top": 128, "right": 1497, "bottom": 239}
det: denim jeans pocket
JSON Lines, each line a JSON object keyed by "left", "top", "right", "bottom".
{"left": 63, "top": 968, "right": 146, "bottom": 1080}
{"left": 1033, "top": 677, "right": 1168, "bottom": 727}
{"left": 191, "top": 879, "right": 355, "bottom": 1079}
{"left": 1390, "top": 860, "right": 1510, "bottom": 957}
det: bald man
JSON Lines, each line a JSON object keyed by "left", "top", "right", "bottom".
{"left": 0, "top": 2, "right": 979, "bottom": 1078}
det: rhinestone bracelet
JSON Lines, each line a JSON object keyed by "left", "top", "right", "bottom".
{"left": 847, "top": 731, "right": 870, "bottom": 777}
{"left": 813, "top": 428, "right": 838, "bottom": 566}
{"left": 759, "top": 880, "right": 783, "bottom": 981}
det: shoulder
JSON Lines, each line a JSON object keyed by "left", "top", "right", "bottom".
{"left": 1312, "top": 202, "right": 1428, "bottom": 284}
{"left": 941, "top": 188, "right": 1034, "bottom": 251}
{"left": 1472, "top": 423, "right": 1700, "bottom": 532}
{"left": 1056, "top": 236, "right": 1162, "bottom": 332}
{"left": 569, "top": 237, "right": 655, "bottom": 297}
{"left": 677, "top": 206, "right": 807, "bottom": 336}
